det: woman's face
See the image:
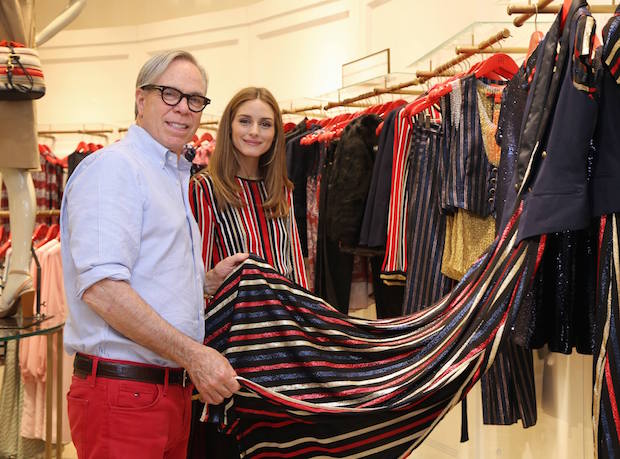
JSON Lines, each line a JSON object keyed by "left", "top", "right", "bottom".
{"left": 231, "top": 98, "right": 276, "bottom": 171}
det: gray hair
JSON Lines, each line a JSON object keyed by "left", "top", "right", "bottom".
{"left": 134, "top": 50, "right": 208, "bottom": 118}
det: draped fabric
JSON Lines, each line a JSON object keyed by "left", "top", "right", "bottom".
{"left": 204, "top": 204, "right": 543, "bottom": 458}
{"left": 593, "top": 214, "right": 620, "bottom": 459}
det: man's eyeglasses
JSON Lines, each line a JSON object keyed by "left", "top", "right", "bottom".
{"left": 141, "top": 84, "right": 211, "bottom": 112}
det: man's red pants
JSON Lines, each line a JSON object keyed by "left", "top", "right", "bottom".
{"left": 67, "top": 356, "right": 193, "bottom": 458}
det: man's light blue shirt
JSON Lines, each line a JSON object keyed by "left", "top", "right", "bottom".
{"left": 61, "top": 125, "right": 205, "bottom": 367}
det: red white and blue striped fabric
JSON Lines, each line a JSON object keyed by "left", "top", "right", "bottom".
{"left": 204, "top": 204, "right": 544, "bottom": 458}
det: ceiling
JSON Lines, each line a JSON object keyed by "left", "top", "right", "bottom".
{"left": 35, "top": 0, "right": 263, "bottom": 30}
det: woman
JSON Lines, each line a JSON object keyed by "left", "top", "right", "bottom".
{"left": 190, "top": 86, "right": 307, "bottom": 290}
{"left": 188, "top": 86, "right": 308, "bottom": 458}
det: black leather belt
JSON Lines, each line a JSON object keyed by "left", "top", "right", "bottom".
{"left": 73, "top": 354, "right": 189, "bottom": 386}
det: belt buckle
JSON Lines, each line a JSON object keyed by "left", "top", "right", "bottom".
{"left": 182, "top": 369, "right": 188, "bottom": 388}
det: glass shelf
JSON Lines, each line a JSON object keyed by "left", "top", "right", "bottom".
{"left": 0, "top": 314, "right": 65, "bottom": 342}
{"left": 406, "top": 20, "right": 553, "bottom": 75}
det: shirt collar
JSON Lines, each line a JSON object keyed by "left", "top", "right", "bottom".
{"left": 126, "top": 124, "right": 193, "bottom": 172}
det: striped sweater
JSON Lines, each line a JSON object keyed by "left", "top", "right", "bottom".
{"left": 189, "top": 173, "right": 308, "bottom": 289}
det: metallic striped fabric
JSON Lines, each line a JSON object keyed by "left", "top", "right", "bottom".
{"left": 204, "top": 204, "right": 543, "bottom": 458}
{"left": 593, "top": 214, "right": 620, "bottom": 459}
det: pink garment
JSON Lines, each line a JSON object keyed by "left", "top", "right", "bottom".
{"left": 193, "top": 142, "right": 214, "bottom": 166}
{"left": 348, "top": 255, "right": 373, "bottom": 312}
{"left": 305, "top": 176, "right": 320, "bottom": 291}
{"left": 19, "top": 240, "right": 72, "bottom": 443}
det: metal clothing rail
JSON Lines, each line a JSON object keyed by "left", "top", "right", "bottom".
{"left": 508, "top": 1, "right": 617, "bottom": 26}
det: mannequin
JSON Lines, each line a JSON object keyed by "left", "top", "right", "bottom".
{"left": 0, "top": 0, "right": 39, "bottom": 318}
{"left": 0, "top": 0, "right": 85, "bottom": 318}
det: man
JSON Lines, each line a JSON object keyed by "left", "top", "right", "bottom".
{"left": 61, "top": 50, "right": 244, "bottom": 458}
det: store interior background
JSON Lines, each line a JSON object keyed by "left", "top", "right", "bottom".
{"left": 4, "top": 0, "right": 610, "bottom": 457}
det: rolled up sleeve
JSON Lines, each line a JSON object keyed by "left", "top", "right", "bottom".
{"left": 64, "top": 152, "right": 143, "bottom": 298}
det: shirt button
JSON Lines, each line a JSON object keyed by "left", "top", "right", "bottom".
{"left": 541, "top": 151, "right": 547, "bottom": 159}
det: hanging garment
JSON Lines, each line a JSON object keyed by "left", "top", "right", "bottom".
{"left": 512, "top": 225, "right": 598, "bottom": 354}
{"left": 202, "top": 203, "right": 541, "bottom": 458}
{"left": 19, "top": 239, "right": 72, "bottom": 443}
{"left": 441, "top": 210, "right": 496, "bottom": 281}
{"left": 32, "top": 153, "right": 64, "bottom": 225}
{"left": 440, "top": 75, "right": 500, "bottom": 220}
{"left": 324, "top": 114, "right": 382, "bottom": 248}
{"left": 286, "top": 129, "right": 321, "bottom": 257}
{"left": 591, "top": 8, "right": 620, "bottom": 459}
{"left": 359, "top": 108, "right": 399, "bottom": 249}
{"left": 508, "top": 0, "right": 599, "bottom": 354}
{"left": 381, "top": 108, "right": 413, "bottom": 283}
{"left": 477, "top": 54, "right": 540, "bottom": 430}
{"left": 402, "top": 123, "right": 454, "bottom": 314}
{"left": 315, "top": 141, "right": 354, "bottom": 311}
{"left": 0, "top": 342, "right": 45, "bottom": 458}
{"left": 442, "top": 77, "right": 503, "bottom": 281}
{"left": 514, "top": 0, "right": 598, "bottom": 242}
{"left": 495, "top": 49, "right": 538, "bottom": 232}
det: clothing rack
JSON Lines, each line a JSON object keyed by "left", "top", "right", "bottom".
{"left": 322, "top": 28, "right": 511, "bottom": 111}
{"left": 282, "top": 104, "right": 324, "bottom": 115}
{"left": 198, "top": 121, "right": 218, "bottom": 132}
{"left": 37, "top": 129, "right": 113, "bottom": 139}
{"left": 508, "top": 1, "right": 617, "bottom": 26}
{"left": 0, "top": 209, "right": 60, "bottom": 219}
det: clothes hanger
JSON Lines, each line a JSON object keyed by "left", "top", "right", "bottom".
{"left": 199, "top": 132, "right": 213, "bottom": 144}
{"left": 75, "top": 141, "right": 88, "bottom": 153}
{"left": 32, "top": 223, "right": 49, "bottom": 243}
{"left": 0, "top": 236, "right": 12, "bottom": 260}
{"left": 527, "top": 4, "right": 544, "bottom": 61}
{"left": 34, "top": 223, "right": 59, "bottom": 249}
{"left": 472, "top": 53, "right": 518, "bottom": 80}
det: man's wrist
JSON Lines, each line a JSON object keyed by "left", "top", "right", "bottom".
{"left": 204, "top": 270, "right": 217, "bottom": 298}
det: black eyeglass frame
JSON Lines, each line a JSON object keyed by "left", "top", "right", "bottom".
{"left": 140, "top": 84, "right": 211, "bottom": 112}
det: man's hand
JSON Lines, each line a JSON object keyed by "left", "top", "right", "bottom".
{"left": 186, "top": 343, "right": 241, "bottom": 405}
{"left": 205, "top": 252, "right": 249, "bottom": 296}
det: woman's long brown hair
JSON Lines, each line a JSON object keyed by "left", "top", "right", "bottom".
{"left": 207, "top": 87, "right": 292, "bottom": 218}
